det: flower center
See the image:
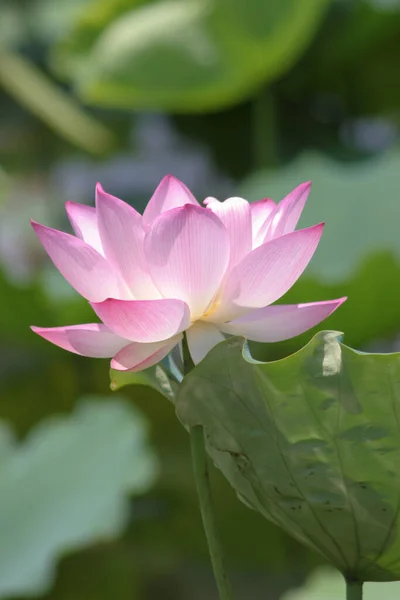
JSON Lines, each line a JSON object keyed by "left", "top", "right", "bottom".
{"left": 201, "top": 297, "right": 221, "bottom": 320}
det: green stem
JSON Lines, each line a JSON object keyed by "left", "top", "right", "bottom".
{"left": 182, "top": 333, "right": 233, "bottom": 600}
{"left": 190, "top": 425, "right": 233, "bottom": 600}
{"left": 346, "top": 580, "right": 363, "bottom": 600}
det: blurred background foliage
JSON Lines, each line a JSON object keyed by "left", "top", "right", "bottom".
{"left": 1, "top": 0, "right": 400, "bottom": 598}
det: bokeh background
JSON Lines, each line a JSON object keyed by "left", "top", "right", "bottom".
{"left": 1, "top": 0, "right": 400, "bottom": 598}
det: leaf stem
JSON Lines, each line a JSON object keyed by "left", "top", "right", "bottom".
{"left": 182, "top": 334, "right": 233, "bottom": 600}
{"left": 346, "top": 579, "right": 363, "bottom": 600}
{"left": 0, "top": 50, "right": 114, "bottom": 155}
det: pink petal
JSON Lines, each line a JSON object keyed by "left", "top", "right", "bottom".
{"left": 143, "top": 175, "right": 199, "bottom": 228}
{"left": 111, "top": 334, "right": 182, "bottom": 371}
{"left": 65, "top": 202, "right": 103, "bottom": 255}
{"left": 219, "top": 223, "right": 324, "bottom": 312}
{"left": 186, "top": 321, "right": 225, "bottom": 364}
{"left": 31, "top": 323, "right": 129, "bottom": 357}
{"left": 144, "top": 205, "right": 230, "bottom": 319}
{"left": 255, "top": 182, "right": 311, "bottom": 247}
{"left": 91, "top": 298, "right": 191, "bottom": 343}
{"left": 207, "top": 197, "right": 252, "bottom": 269}
{"left": 250, "top": 198, "right": 275, "bottom": 241}
{"left": 31, "top": 221, "right": 124, "bottom": 302}
{"left": 96, "top": 184, "right": 160, "bottom": 299}
{"left": 220, "top": 298, "right": 346, "bottom": 342}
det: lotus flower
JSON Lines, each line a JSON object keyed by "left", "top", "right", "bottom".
{"left": 31, "top": 176, "right": 345, "bottom": 371}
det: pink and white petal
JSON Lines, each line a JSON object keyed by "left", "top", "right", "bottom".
{"left": 96, "top": 184, "right": 160, "bottom": 299}
{"left": 203, "top": 196, "right": 218, "bottom": 205}
{"left": 256, "top": 181, "right": 311, "bottom": 246}
{"left": 219, "top": 223, "right": 324, "bottom": 312}
{"left": 143, "top": 175, "right": 199, "bottom": 228}
{"left": 91, "top": 298, "right": 191, "bottom": 343}
{"left": 144, "top": 205, "right": 230, "bottom": 319}
{"left": 111, "top": 334, "right": 182, "bottom": 371}
{"left": 31, "top": 221, "right": 123, "bottom": 301}
{"left": 250, "top": 198, "right": 275, "bottom": 242}
{"left": 186, "top": 321, "right": 225, "bottom": 364}
{"left": 65, "top": 202, "right": 103, "bottom": 255}
{"left": 31, "top": 323, "right": 129, "bottom": 357}
{"left": 220, "top": 298, "right": 346, "bottom": 342}
{"left": 207, "top": 197, "right": 252, "bottom": 268}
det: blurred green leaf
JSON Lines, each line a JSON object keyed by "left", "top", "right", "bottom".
{"left": 0, "top": 396, "right": 158, "bottom": 597}
{"left": 0, "top": 3, "right": 27, "bottom": 49}
{"left": 0, "top": 51, "right": 115, "bottom": 155}
{"left": 26, "top": 0, "right": 92, "bottom": 44}
{"left": 2, "top": 353, "right": 315, "bottom": 583}
{"left": 282, "top": 567, "right": 400, "bottom": 599}
{"left": 52, "top": 0, "right": 331, "bottom": 112}
{"left": 110, "top": 364, "right": 177, "bottom": 402}
{"left": 176, "top": 333, "right": 400, "bottom": 582}
{"left": 239, "top": 151, "right": 400, "bottom": 356}
{"left": 241, "top": 150, "right": 400, "bottom": 282}
{"left": 40, "top": 542, "right": 142, "bottom": 600}
{"left": 280, "top": 2, "right": 400, "bottom": 118}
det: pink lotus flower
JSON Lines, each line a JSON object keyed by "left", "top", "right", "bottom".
{"left": 31, "top": 175, "right": 345, "bottom": 371}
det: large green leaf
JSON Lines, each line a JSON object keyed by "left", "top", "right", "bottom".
{"left": 176, "top": 333, "right": 400, "bottom": 582}
{"left": 52, "top": 0, "right": 330, "bottom": 112}
{"left": 0, "top": 396, "right": 158, "bottom": 597}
